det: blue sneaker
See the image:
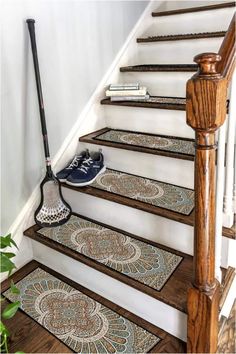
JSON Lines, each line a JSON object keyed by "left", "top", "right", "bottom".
{"left": 56, "top": 150, "right": 89, "bottom": 182}
{"left": 66, "top": 151, "right": 106, "bottom": 186}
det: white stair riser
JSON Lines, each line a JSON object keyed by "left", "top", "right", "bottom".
{"left": 63, "top": 187, "right": 194, "bottom": 255}
{"left": 104, "top": 105, "right": 194, "bottom": 138}
{"left": 119, "top": 71, "right": 192, "bottom": 97}
{"left": 63, "top": 187, "right": 233, "bottom": 267}
{"left": 144, "top": 8, "right": 234, "bottom": 36}
{"left": 79, "top": 141, "right": 194, "bottom": 189}
{"left": 135, "top": 38, "right": 222, "bottom": 64}
{"left": 31, "top": 239, "right": 187, "bottom": 341}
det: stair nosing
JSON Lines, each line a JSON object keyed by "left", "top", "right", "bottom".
{"left": 79, "top": 128, "right": 195, "bottom": 161}
{"left": 24, "top": 211, "right": 193, "bottom": 313}
{"left": 137, "top": 31, "right": 226, "bottom": 43}
{"left": 101, "top": 96, "right": 186, "bottom": 111}
{"left": 152, "top": 2, "right": 235, "bottom": 17}
{"left": 101, "top": 97, "right": 229, "bottom": 113}
{"left": 120, "top": 64, "right": 198, "bottom": 72}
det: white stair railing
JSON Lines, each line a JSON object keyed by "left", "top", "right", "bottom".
{"left": 215, "top": 70, "right": 236, "bottom": 280}
{"left": 215, "top": 121, "right": 227, "bottom": 282}
{"left": 223, "top": 71, "right": 236, "bottom": 228}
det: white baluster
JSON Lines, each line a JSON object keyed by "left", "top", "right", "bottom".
{"left": 233, "top": 156, "right": 236, "bottom": 213}
{"left": 215, "top": 121, "right": 227, "bottom": 282}
{"left": 223, "top": 72, "right": 236, "bottom": 227}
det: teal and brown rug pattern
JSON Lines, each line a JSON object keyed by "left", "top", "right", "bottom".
{"left": 94, "top": 129, "right": 195, "bottom": 156}
{"left": 90, "top": 169, "right": 194, "bottom": 215}
{"left": 3, "top": 268, "right": 160, "bottom": 353}
{"left": 38, "top": 215, "right": 183, "bottom": 291}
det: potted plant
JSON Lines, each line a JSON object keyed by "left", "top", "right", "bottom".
{"left": 0, "top": 234, "right": 23, "bottom": 353}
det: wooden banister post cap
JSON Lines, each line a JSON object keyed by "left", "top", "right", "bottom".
{"left": 194, "top": 52, "right": 222, "bottom": 77}
{"left": 186, "top": 51, "right": 227, "bottom": 131}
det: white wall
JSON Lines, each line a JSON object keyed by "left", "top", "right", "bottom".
{"left": 1, "top": 0, "right": 148, "bottom": 234}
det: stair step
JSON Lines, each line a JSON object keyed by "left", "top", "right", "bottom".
{"left": 24, "top": 213, "right": 193, "bottom": 312}
{"left": 61, "top": 169, "right": 233, "bottom": 239}
{"left": 102, "top": 97, "right": 229, "bottom": 112}
{"left": 137, "top": 31, "right": 226, "bottom": 43}
{"left": 152, "top": 2, "right": 235, "bottom": 17}
{"left": 101, "top": 96, "right": 186, "bottom": 111}
{"left": 2, "top": 260, "right": 186, "bottom": 353}
{"left": 62, "top": 168, "right": 195, "bottom": 226}
{"left": 120, "top": 64, "right": 198, "bottom": 72}
{"left": 80, "top": 128, "right": 195, "bottom": 161}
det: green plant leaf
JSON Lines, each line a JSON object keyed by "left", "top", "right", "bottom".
{"left": 0, "top": 234, "right": 18, "bottom": 250}
{"left": 2, "top": 252, "right": 16, "bottom": 259}
{"left": 0, "top": 234, "right": 11, "bottom": 248}
{"left": 2, "top": 301, "right": 20, "bottom": 319}
{"left": 10, "top": 281, "right": 20, "bottom": 294}
{"left": 0, "top": 320, "right": 6, "bottom": 334}
{"left": 15, "top": 352, "right": 25, "bottom": 354}
{"left": 0, "top": 296, "right": 5, "bottom": 302}
{"left": 0, "top": 253, "right": 16, "bottom": 274}
{"left": 0, "top": 321, "right": 9, "bottom": 337}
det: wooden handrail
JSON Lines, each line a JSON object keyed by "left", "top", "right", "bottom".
{"left": 217, "top": 13, "right": 236, "bottom": 81}
{"left": 186, "top": 13, "right": 235, "bottom": 354}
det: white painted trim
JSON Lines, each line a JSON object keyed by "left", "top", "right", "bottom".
{"left": 215, "top": 122, "right": 227, "bottom": 282}
{"left": 223, "top": 72, "right": 236, "bottom": 228}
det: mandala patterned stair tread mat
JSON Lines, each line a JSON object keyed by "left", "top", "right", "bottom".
{"left": 3, "top": 268, "right": 160, "bottom": 353}
{"left": 38, "top": 215, "right": 183, "bottom": 291}
{"left": 94, "top": 129, "right": 195, "bottom": 156}
{"left": 89, "top": 169, "right": 194, "bottom": 216}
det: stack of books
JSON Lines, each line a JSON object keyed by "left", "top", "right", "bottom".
{"left": 106, "top": 83, "right": 149, "bottom": 101}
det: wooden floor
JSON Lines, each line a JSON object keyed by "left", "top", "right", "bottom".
{"left": 1, "top": 260, "right": 186, "bottom": 353}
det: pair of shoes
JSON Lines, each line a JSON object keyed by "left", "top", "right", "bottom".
{"left": 56, "top": 150, "right": 106, "bottom": 187}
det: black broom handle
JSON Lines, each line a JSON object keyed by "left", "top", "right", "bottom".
{"left": 26, "top": 19, "right": 52, "bottom": 176}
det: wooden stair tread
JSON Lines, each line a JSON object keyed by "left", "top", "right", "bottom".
{"left": 137, "top": 31, "right": 226, "bottom": 43}
{"left": 62, "top": 174, "right": 234, "bottom": 240}
{"left": 2, "top": 260, "right": 186, "bottom": 353}
{"left": 152, "top": 2, "right": 235, "bottom": 17}
{"left": 101, "top": 96, "right": 230, "bottom": 113}
{"left": 101, "top": 96, "right": 186, "bottom": 110}
{"left": 79, "top": 128, "right": 195, "bottom": 161}
{"left": 63, "top": 168, "right": 195, "bottom": 226}
{"left": 223, "top": 214, "right": 236, "bottom": 239}
{"left": 24, "top": 213, "right": 193, "bottom": 313}
{"left": 120, "top": 64, "right": 198, "bottom": 72}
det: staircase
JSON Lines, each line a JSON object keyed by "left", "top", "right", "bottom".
{"left": 3, "top": 1, "right": 235, "bottom": 353}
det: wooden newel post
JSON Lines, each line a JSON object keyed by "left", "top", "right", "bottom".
{"left": 186, "top": 53, "right": 228, "bottom": 353}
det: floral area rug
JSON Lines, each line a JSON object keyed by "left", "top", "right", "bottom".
{"left": 4, "top": 268, "right": 160, "bottom": 353}
{"left": 90, "top": 169, "right": 194, "bottom": 215}
{"left": 38, "top": 215, "right": 183, "bottom": 291}
{"left": 95, "top": 129, "right": 195, "bottom": 156}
